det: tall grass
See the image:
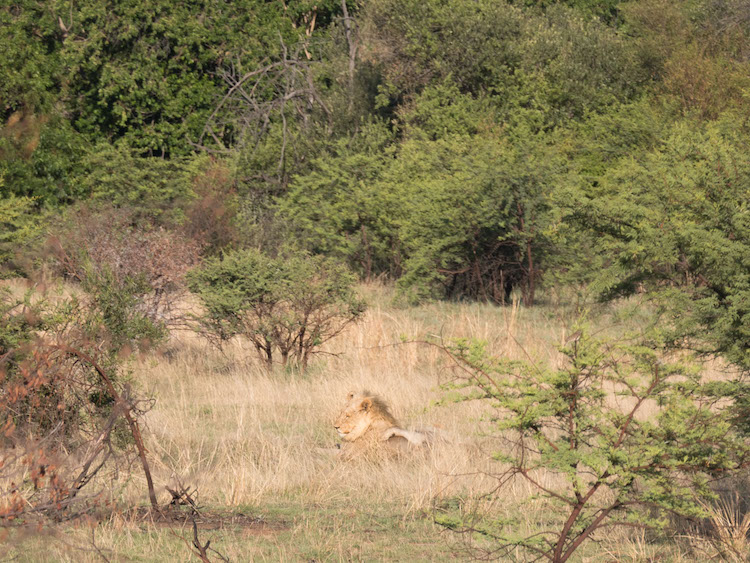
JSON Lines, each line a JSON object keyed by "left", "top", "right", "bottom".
{"left": 3, "top": 281, "right": 741, "bottom": 561}
{"left": 132, "top": 287, "right": 557, "bottom": 511}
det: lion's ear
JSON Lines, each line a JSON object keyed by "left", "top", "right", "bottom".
{"left": 360, "top": 397, "right": 372, "bottom": 411}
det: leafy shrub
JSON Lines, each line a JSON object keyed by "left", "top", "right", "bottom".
{"left": 437, "top": 324, "right": 750, "bottom": 562}
{"left": 391, "top": 130, "right": 560, "bottom": 306}
{"left": 280, "top": 121, "right": 397, "bottom": 279}
{"left": 662, "top": 45, "right": 750, "bottom": 120}
{"left": 79, "top": 145, "right": 198, "bottom": 224}
{"left": 188, "top": 249, "right": 366, "bottom": 369}
{"left": 562, "top": 116, "right": 750, "bottom": 372}
{"left": 0, "top": 191, "right": 42, "bottom": 276}
{"left": 363, "top": 0, "right": 645, "bottom": 124}
{"left": 0, "top": 111, "right": 88, "bottom": 205}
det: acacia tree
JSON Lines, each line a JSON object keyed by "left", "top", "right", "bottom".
{"left": 561, "top": 116, "right": 750, "bottom": 372}
{"left": 436, "top": 326, "right": 750, "bottom": 562}
{"left": 187, "top": 249, "right": 366, "bottom": 369}
{"left": 390, "top": 116, "right": 560, "bottom": 306}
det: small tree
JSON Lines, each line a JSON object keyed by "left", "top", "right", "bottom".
{"left": 436, "top": 326, "right": 750, "bottom": 562}
{"left": 0, "top": 284, "right": 161, "bottom": 527}
{"left": 188, "top": 249, "right": 366, "bottom": 369}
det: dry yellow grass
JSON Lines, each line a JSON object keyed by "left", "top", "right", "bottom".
{"left": 131, "top": 286, "right": 547, "bottom": 511}
{"left": 3, "top": 281, "right": 740, "bottom": 561}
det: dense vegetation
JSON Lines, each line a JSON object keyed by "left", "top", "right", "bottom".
{"left": 3, "top": 0, "right": 748, "bottom": 305}
{"left": 4, "top": 0, "right": 749, "bottom": 357}
{"left": 3, "top": 0, "right": 750, "bottom": 558}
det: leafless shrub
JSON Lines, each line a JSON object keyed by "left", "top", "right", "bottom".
{"left": 165, "top": 484, "right": 230, "bottom": 563}
{"left": 47, "top": 205, "right": 201, "bottom": 327}
{"left": 181, "top": 161, "right": 239, "bottom": 255}
{"left": 1, "top": 333, "right": 158, "bottom": 531}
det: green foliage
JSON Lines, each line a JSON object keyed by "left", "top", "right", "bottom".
{"left": 515, "top": 5, "right": 646, "bottom": 124}
{"left": 398, "top": 82, "right": 497, "bottom": 141}
{"left": 79, "top": 264, "right": 167, "bottom": 357}
{"left": 364, "top": 0, "right": 646, "bottom": 127}
{"left": 562, "top": 115, "right": 750, "bottom": 371}
{"left": 0, "top": 2, "right": 62, "bottom": 117}
{"left": 0, "top": 287, "right": 39, "bottom": 357}
{"left": 623, "top": 0, "right": 750, "bottom": 120}
{"left": 280, "top": 121, "right": 396, "bottom": 278}
{"left": 79, "top": 144, "right": 200, "bottom": 224}
{"left": 188, "top": 249, "right": 366, "bottom": 369}
{"left": 564, "top": 98, "right": 667, "bottom": 179}
{"left": 0, "top": 191, "right": 42, "bottom": 274}
{"left": 364, "top": 0, "right": 524, "bottom": 97}
{"left": 0, "top": 0, "right": 344, "bottom": 207}
{"left": 391, "top": 123, "right": 561, "bottom": 305}
{"left": 0, "top": 112, "right": 88, "bottom": 204}
{"left": 437, "top": 326, "right": 750, "bottom": 561}
{"left": 516, "top": 0, "right": 624, "bottom": 23}
{"left": 58, "top": 0, "right": 312, "bottom": 156}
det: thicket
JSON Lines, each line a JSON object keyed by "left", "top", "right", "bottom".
{"left": 6, "top": 0, "right": 749, "bottom": 306}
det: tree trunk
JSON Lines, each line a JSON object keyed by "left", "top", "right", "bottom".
{"left": 341, "top": 0, "right": 357, "bottom": 111}
{"left": 525, "top": 237, "right": 535, "bottom": 307}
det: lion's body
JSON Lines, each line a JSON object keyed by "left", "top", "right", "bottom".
{"left": 334, "top": 391, "right": 430, "bottom": 457}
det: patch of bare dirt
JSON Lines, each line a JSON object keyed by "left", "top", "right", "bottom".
{"left": 125, "top": 506, "right": 287, "bottom": 535}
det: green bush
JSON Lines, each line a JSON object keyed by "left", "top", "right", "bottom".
{"left": 188, "top": 249, "right": 366, "bottom": 369}
{"left": 391, "top": 128, "right": 561, "bottom": 306}
{"left": 437, "top": 324, "right": 750, "bottom": 562}
{"left": 280, "top": 121, "right": 397, "bottom": 279}
{"left": 79, "top": 265, "right": 168, "bottom": 357}
{"left": 561, "top": 115, "right": 750, "bottom": 372}
{"left": 79, "top": 145, "right": 199, "bottom": 224}
{"left": 0, "top": 192, "right": 42, "bottom": 276}
{"left": 0, "top": 113, "right": 88, "bottom": 205}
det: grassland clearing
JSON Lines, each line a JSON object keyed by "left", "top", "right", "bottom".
{"left": 2, "top": 281, "right": 742, "bottom": 561}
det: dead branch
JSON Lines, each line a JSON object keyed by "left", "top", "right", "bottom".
{"left": 50, "top": 345, "right": 159, "bottom": 510}
{"left": 193, "top": 34, "right": 331, "bottom": 191}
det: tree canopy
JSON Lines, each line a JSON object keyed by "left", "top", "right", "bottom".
{"left": 3, "top": 0, "right": 750, "bottom": 368}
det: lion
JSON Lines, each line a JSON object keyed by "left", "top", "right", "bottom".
{"left": 333, "top": 391, "right": 431, "bottom": 457}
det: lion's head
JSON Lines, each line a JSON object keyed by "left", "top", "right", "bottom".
{"left": 334, "top": 391, "right": 399, "bottom": 442}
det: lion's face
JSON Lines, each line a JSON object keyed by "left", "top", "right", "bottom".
{"left": 334, "top": 392, "right": 376, "bottom": 442}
